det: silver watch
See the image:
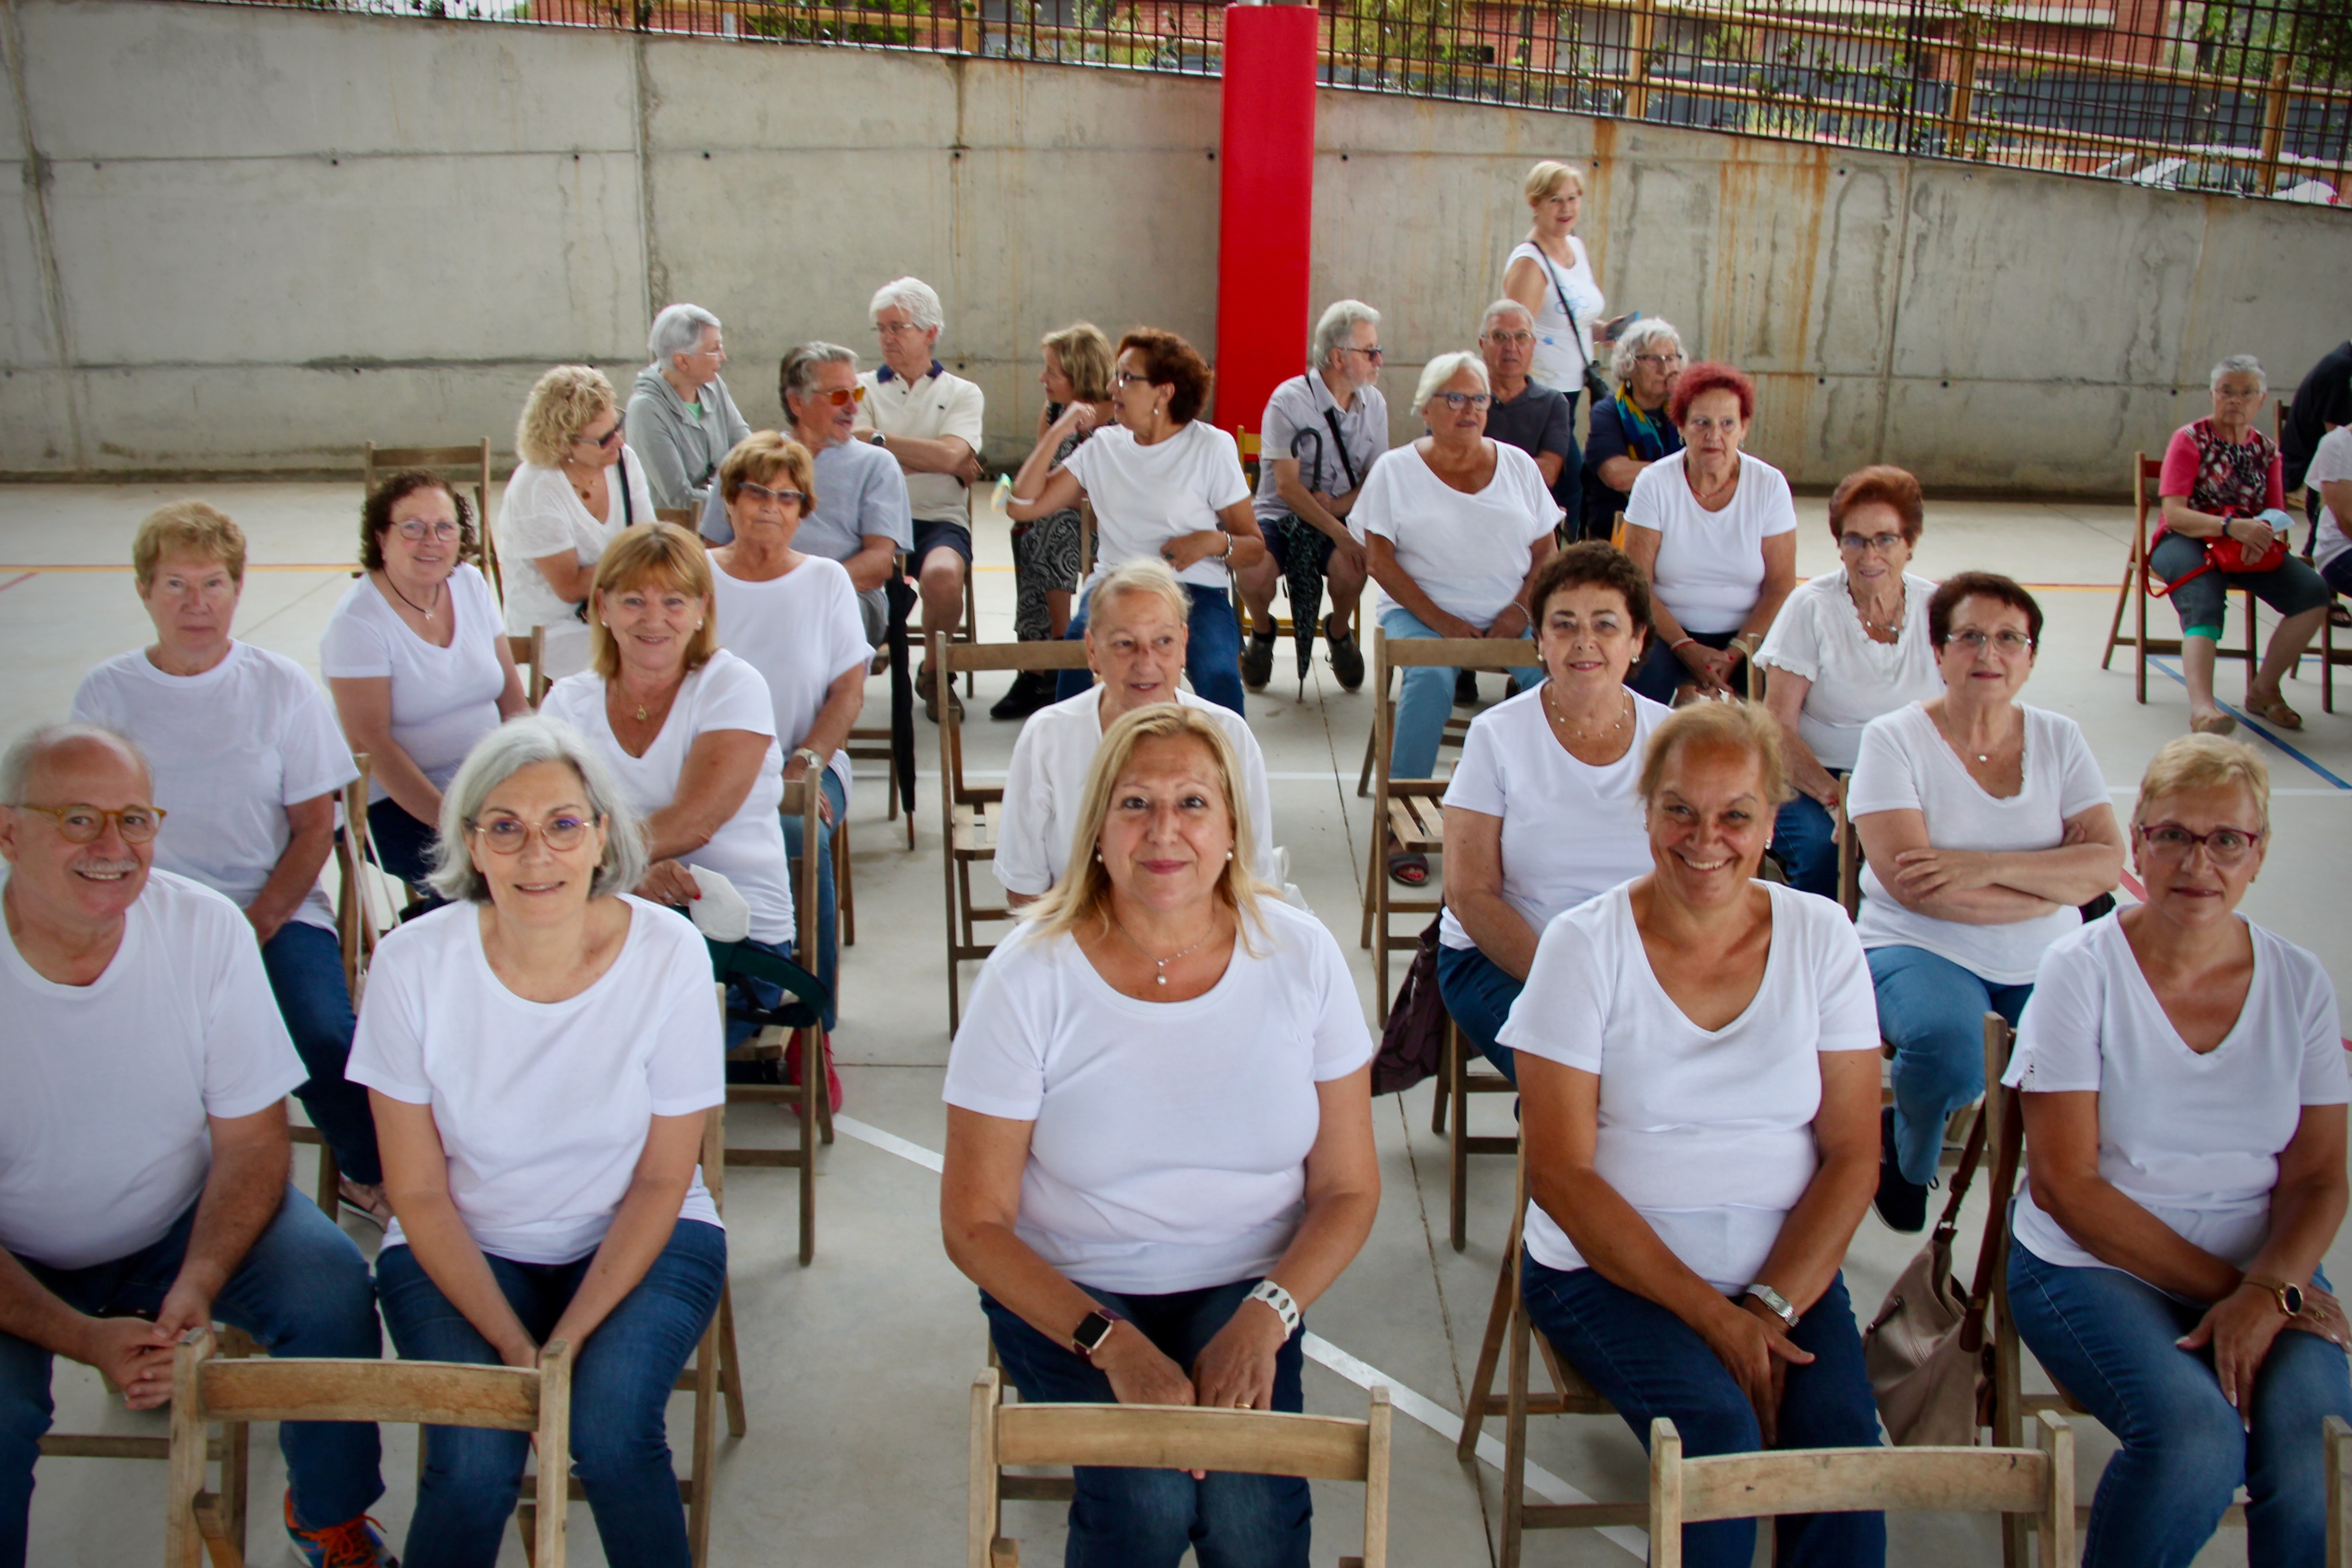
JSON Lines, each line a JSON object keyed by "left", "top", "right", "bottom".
{"left": 1743, "top": 1282, "right": 1799, "bottom": 1329}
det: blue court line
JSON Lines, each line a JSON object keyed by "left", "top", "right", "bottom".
{"left": 2147, "top": 656, "right": 2352, "bottom": 791}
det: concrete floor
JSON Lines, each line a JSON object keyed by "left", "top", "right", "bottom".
{"left": 9, "top": 481, "right": 2352, "bottom": 1567}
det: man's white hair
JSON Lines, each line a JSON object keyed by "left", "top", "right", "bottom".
{"left": 1310, "top": 300, "right": 1380, "bottom": 369}
{"left": 648, "top": 303, "right": 721, "bottom": 365}
{"left": 1479, "top": 298, "right": 1535, "bottom": 334}
{"left": 870, "top": 276, "right": 944, "bottom": 336}
{"left": 0, "top": 722, "right": 149, "bottom": 804}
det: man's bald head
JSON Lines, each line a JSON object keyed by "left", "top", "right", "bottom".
{"left": 0, "top": 723, "right": 151, "bottom": 806}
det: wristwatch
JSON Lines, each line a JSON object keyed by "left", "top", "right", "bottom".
{"left": 2250, "top": 1278, "right": 2306, "bottom": 1317}
{"left": 1072, "top": 1308, "right": 1119, "bottom": 1360}
{"left": 871, "top": 430, "right": 889, "bottom": 449}
{"left": 1743, "top": 1283, "right": 1800, "bottom": 1330}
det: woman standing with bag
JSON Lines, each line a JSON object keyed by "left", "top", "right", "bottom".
{"left": 1504, "top": 160, "right": 1626, "bottom": 540}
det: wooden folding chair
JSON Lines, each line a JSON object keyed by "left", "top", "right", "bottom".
{"left": 166, "top": 1328, "right": 571, "bottom": 1568}
{"left": 1647, "top": 1408, "right": 2077, "bottom": 1567}
{"left": 2099, "top": 451, "right": 2259, "bottom": 703}
{"left": 1456, "top": 1143, "right": 1638, "bottom": 1566}
{"left": 1429, "top": 1015, "right": 1516, "bottom": 1253}
{"left": 933, "top": 631, "right": 1094, "bottom": 1033}
{"left": 364, "top": 440, "right": 496, "bottom": 597}
{"left": 654, "top": 507, "right": 697, "bottom": 528}
{"left": 1359, "top": 629, "right": 1538, "bottom": 1019}
{"left": 506, "top": 628, "right": 550, "bottom": 708}
{"left": 968, "top": 1365, "right": 1392, "bottom": 1568}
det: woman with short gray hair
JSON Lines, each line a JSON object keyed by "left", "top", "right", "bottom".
{"left": 2154, "top": 353, "right": 2331, "bottom": 734}
{"left": 1584, "top": 318, "right": 1687, "bottom": 539}
{"left": 352, "top": 711, "right": 725, "bottom": 1568}
{"left": 628, "top": 304, "right": 753, "bottom": 514}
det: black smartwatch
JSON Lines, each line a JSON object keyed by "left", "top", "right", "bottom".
{"left": 1072, "top": 1309, "right": 1118, "bottom": 1359}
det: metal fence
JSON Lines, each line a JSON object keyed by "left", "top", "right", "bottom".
{"left": 219, "top": 0, "right": 2352, "bottom": 199}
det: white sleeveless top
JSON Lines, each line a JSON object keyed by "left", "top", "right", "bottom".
{"left": 1508, "top": 238, "right": 1604, "bottom": 396}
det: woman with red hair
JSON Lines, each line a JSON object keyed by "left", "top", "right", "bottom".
{"left": 1622, "top": 363, "right": 1798, "bottom": 704}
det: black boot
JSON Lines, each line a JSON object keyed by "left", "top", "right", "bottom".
{"left": 989, "top": 668, "right": 1056, "bottom": 721}
{"left": 1873, "top": 1105, "right": 1928, "bottom": 1233}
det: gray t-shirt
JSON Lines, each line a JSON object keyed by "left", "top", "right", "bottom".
{"left": 1252, "top": 373, "right": 1389, "bottom": 524}
{"left": 700, "top": 435, "right": 912, "bottom": 560}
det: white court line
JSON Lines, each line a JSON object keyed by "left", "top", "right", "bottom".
{"left": 828, "top": 1111, "right": 1646, "bottom": 1559}
{"left": 953, "top": 769, "right": 1360, "bottom": 782}
{"left": 2107, "top": 784, "right": 2348, "bottom": 798}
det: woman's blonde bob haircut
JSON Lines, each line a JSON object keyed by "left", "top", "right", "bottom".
{"left": 1637, "top": 701, "right": 1792, "bottom": 809}
{"left": 1041, "top": 322, "right": 1115, "bottom": 405}
{"left": 427, "top": 714, "right": 647, "bottom": 904}
{"left": 1524, "top": 159, "right": 1585, "bottom": 204}
{"left": 516, "top": 364, "right": 620, "bottom": 467}
{"left": 588, "top": 522, "right": 719, "bottom": 682}
{"left": 133, "top": 500, "right": 246, "bottom": 590}
{"left": 2133, "top": 732, "right": 2271, "bottom": 833}
{"left": 717, "top": 431, "right": 817, "bottom": 511}
{"left": 1023, "top": 704, "right": 1267, "bottom": 948}
{"left": 1085, "top": 556, "right": 1190, "bottom": 637}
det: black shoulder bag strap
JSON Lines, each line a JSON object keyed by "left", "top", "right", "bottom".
{"left": 1535, "top": 245, "right": 1593, "bottom": 377}
{"left": 1319, "top": 382, "right": 1362, "bottom": 495}
{"left": 618, "top": 448, "right": 636, "bottom": 529}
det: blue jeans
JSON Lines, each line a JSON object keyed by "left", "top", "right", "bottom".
{"left": 1868, "top": 945, "right": 2032, "bottom": 1186}
{"left": 981, "top": 1278, "right": 1311, "bottom": 1568}
{"left": 1522, "top": 1258, "right": 1884, "bottom": 1568}
{"left": 1379, "top": 605, "right": 1541, "bottom": 780}
{"left": 1436, "top": 940, "right": 1524, "bottom": 1085}
{"left": 1057, "top": 583, "right": 1246, "bottom": 716}
{"left": 1772, "top": 786, "right": 1842, "bottom": 901}
{"left": 0, "top": 1189, "right": 381, "bottom": 1566}
{"left": 374, "top": 1219, "right": 726, "bottom": 1568}
{"left": 778, "top": 767, "right": 845, "bottom": 1029}
{"left": 261, "top": 920, "right": 380, "bottom": 1186}
{"left": 364, "top": 795, "right": 442, "bottom": 899}
{"left": 2008, "top": 1245, "right": 2352, "bottom": 1568}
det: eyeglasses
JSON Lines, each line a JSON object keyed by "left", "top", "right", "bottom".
{"left": 1340, "top": 344, "right": 1386, "bottom": 361}
{"left": 740, "top": 483, "right": 806, "bottom": 508}
{"left": 1947, "top": 629, "right": 2033, "bottom": 654}
{"left": 1484, "top": 330, "right": 1536, "bottom": 347}
{"left": 1114, "top": 370, "right": 1157, "bottom": 389}
{"left": 1632, "top": 352, "right": 1687, "bottom": 368}
{"left": 811, "top": 385, "right": 865, "bottom": 407}
{"left": 575, "top": 418, "right": 625, "bottom": 450}
{"left": 874, "top": 321, "right": 928, "bottom": 338}
{"left": 1839, "top": 532, "right": 1904, "bottom": 554}
{"left": 468, "top": 812, "right": 598, "bottom": 854}
{"left": 13, "top": 803, "right": 167, "bottom": 844}
{"left": 2140, "top": 821, "right": 2263, "bottom": 865}
{"left": 1433, "top": 392, "right": 1493, "bottom": 412}
{"left": 393, "top": 519, "right": 463, "bottom": 543}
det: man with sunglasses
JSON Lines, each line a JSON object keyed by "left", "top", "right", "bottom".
{"left": 0, "top": 724, "right": 390, "bottom": 1568}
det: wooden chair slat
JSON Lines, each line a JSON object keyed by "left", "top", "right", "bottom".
{"left": 198, "top": 1357, "right": 542, "bottom": 1431}
{"left": 997, "top": 1404, "right": 1370, "bottom": 1479}
{"left": 1677, "top": 1445, "right": 2049, "bottom": 1524}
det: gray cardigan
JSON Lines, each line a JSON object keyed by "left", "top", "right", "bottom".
{"left": 627, "top": 366, "right": 754, "bottom": 512}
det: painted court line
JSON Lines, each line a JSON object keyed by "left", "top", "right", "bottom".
{"left": 0, "top": 573, "right": 33, "bottom": 594}
{"left": 2146, "top": 656, "right": 2352, "bottom": 791}
{"left": 829, "top": 1110, "right": 1644, "bottom": 1558}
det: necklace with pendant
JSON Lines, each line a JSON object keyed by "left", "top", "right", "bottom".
{"left": 1113, "top": 915, "right": 1222, "bottom": 987}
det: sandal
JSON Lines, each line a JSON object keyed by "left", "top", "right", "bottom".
{"left": 2190, "top": 711, "right": 2239, "bottom": 736}
{"left": 337, "top": 1178, "right": 393, "bottom": 1231}
{"left": 2245, "top": 694, "right": 2304, "bottom": 731}
{"left": 1386, "top": 849, "right": 1430, "bottom": 887}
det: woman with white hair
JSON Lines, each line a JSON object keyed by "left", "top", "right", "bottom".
{"left": 1582, "top": 318, "right": 1687, "bottom": 539}
{"left": 942, "top": 703, "right": 1379, "bottom": 1566}
{"left": 500, "top": 365, "right": 656, "bottom": 680}
{"left": 627, "top": 304, "right": 752, "bottom": 514}
{"left": 1356, "top": 351, "right": 1558, "bottom": 886}
{"left": 2154, "top": 354, "right": 2331, "bottom": 734}
{"left": 353, "top": 715, "right": 725, "bottom": 1568}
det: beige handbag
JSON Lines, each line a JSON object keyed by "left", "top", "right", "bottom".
{"left": 1862, "top": 1092, "right": 2023, "bottom": 1446}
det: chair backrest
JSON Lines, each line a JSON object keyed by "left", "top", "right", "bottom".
{"left": 508, "top": 627, "right": 549, "bottom": 708}
{"left": 1370, "top": 626, "right": 1540, "bottom": 790}
{"left": 332, "top": 753, "right": 384, "bottom": 996}
{"left": 655, "top": 506, "right": 697, "bottom": 528}
{"left": 2133, "top": 451, "right": 2163, "bottom": 557}
{"left": 1834, "top": 776, "right": 1863, "bottom": 919}
{"left": 932, "top": 631, "right": 1094, "bottom": 810}
{"left": 1610, "top": 510, "right": 1628, "bottom": 551}
{"left": 1646, "top": 1408, "right": 2073, "bottom": 1566}
{"left": 780, "top": 750, "right": 826, "bottom": 966}
{"left": 364, "top": 439, "right": 497, "bottom": 597}
{"left": 968, "top": 1366, "right": 1389, "bottom": 1568}
{"left": 167, "top": 1326, "right": 571, "bottom": 1568}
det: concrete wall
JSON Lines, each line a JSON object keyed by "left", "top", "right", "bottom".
{"left": 3, "top": 0, "right": 2346, "bottom": 492}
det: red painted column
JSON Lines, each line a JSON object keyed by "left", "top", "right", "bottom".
{"left": 1213, "top": 4, "right": 1319, "bottom": 445}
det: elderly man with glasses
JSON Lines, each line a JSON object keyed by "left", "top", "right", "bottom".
{"left": 1237, "top": 298, "right": 1389, "bottom": 694}
{"left": 1479, "top": 298, "right": 1580, "bottom": 525}
{"left": 0, "top": 724, "right": 391, "bottom": 1568}
{"left": 700, "top": 343, "right": 912, "bottom": 651}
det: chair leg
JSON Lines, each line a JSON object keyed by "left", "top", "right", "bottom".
{"left": 835, "top": 816, "right": 855, "bottom": 946}
{"left": 1356, "top": 719, "right": 1377, "bottom": 799}
{"left": 1430, "top": 1027, "right": 1453, "bottom": 1138}
{"left": 2134, "top": 540, "right": 2151, "bottom": 705}
{"left": 314, "top": 1143, "right": 340, "bottom": 1224}
{"left": 797, "top": 1029, "right": 819, "bottom": 1267}
{"left": 2325, "top": 602, "right": 2337, "bottom": 715}
{"left": 2100, "top": 551, "right": 2132, "bottom": 672}
{"left": 718, "top": 1280, "right": 748, "bottom": 1439}
{"left": 1500, "top": 1286, "right": 1535, "bottom": 1568}
{"left": 1447, "top": 1022, "right": 1471, "bottom": 1254}
{"left": 687, "top": 1312, "right": 720, "bottom": 1568}
{"left": 1457, "top": 1244, "right": 1517, "bottom": 1462}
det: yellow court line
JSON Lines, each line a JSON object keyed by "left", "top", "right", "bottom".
{"left": 0, "top": 563, "right": 354, "bottom": 573}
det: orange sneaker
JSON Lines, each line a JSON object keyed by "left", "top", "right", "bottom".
{"left": 285, "top": 1491, "right": 398, "bottom": 1567}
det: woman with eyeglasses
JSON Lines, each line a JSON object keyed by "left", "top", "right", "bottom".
{"left": 1848, "top": 572, "right": 2125, "bottom": 1232}
{"left": 353, "top": 715, "right": 725, "bottom": 1568}
{"left": 1752, "top": 466, "right": 1943, "bottom": 900}
{"left": 1007, "top": 326, "right": 1266, "bottom": 716}
{"left": 1580, "top": 319, "right": 1687, "bottom": 541}
{"left": 322, "top": 471, "right": 530, "bottom": 900}
{"left": 1356, "top": 351, "right": 1558, "bottom": 887}
{"left": 500, "top": 365, "right": 656, "bottom": 680}
{"left": 1622, "top": 362, "right": 1798, "bottom": 704}
{"left": 2004, "top": 735, "right": 2352, "bottom": 1568}
{"left": 708, "top": 432, "right": 865, "bottom": 1024}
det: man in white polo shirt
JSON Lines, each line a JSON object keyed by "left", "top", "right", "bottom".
{"left": 857, "top": 276, "right": 985, "bottom": 720}
{"left": 0, "top": 724, "right": 388, "bottom": 1568}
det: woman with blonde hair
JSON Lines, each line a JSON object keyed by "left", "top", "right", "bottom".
{"left": 942, "top": 704, "right": 1379, "bottom": 1565}
{"left": 501, "top": 365, "right": 656, "bottom": 679}
{"left": 1503, "top": 160, "right": 1626, "bottom": 537}
{"left": 2005, "top": 734, "right": 2352, "bottom": 1568}
{"left": 997, "top": 324, "right": 1117, "bottom": 718}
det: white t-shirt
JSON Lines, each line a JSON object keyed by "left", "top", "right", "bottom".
{"left": 318, "top": 564, "right": 508, "bottom": 803}
{"left": 857, "top": 366, "right": 986, "bottom": 526}
{"left": 992, "top": 689, "right": 1277, "bottom": 898}
{"left": 1507, "top": 238, "right": 1604, "bottom": 396}
{"left": 498, "top": 454, "right": 657, "bottom": 680}
{"left": 711, "top": 553, "right": 870, "bottom": 799}
{"left": 1438, "top": 687, "right": 1670, "bottom": 951}
{"left": 1499, "top": 881, "right": 1881, "bottom": 1292}
{"left": 348, "top": 896, "right": 724, "bottom": 1265}
{"left": 943, "top": 900, "right": 1375, "bottom": 1294}
{"left": 1848, "top": 703, "right": 2110, "bottom": 984}
{"left": 73, "top": 642, "right": 357, "bottom": 933}
{"left": 1755, "top": 570, "right": 1945, "bottom": 772}
{"left": 2004, "top": 915, "right": 2349, "bottom": 1275}
{"left": 1625, "top": 451, "right": 1800, "bottom": 636}
{"left": 2309, "top": 424, "right": 2352, "bottom": 574}
{"left": 1061, "top": 421, "right": 1251, "bottom": 595}
{"left": 1352, "top": 441, "right": 1560, "bottom": 625}
{"left": 541, "top": 650, "right": 796, "bottom": 946}
{"left": 0, "top": 870, "right": 305, "bottom": 1271}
